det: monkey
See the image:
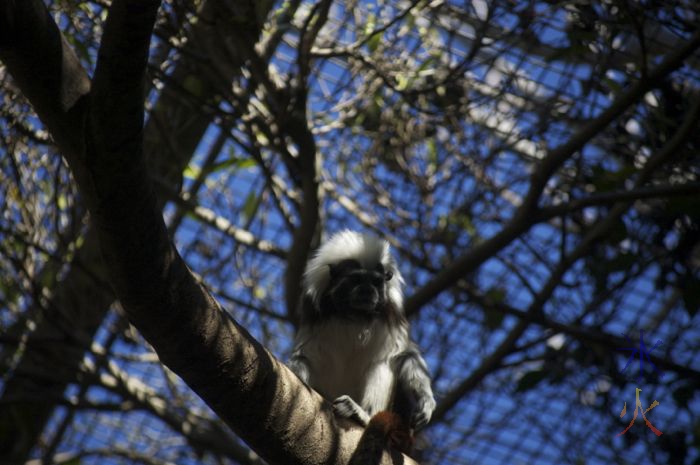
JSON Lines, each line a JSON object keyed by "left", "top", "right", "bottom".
{"left": 288, "top": 230, "right": 436, "bottom": 451}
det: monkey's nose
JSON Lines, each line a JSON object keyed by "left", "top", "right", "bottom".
{"left": 355, "top": 289, "right": 371, "bottom": 301}
{"left": 352, "top": 284, "right": 379, "bottom": 305}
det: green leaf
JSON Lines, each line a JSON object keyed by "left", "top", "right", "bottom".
{"left": 606, "top": 218, "right": 628, "bottom": 244}
{"left": 405, "top": 11, "right": 416, "bottom": 30}
{"left": 363, "top": 11, "right": 383, "bottom": 52}
{"left": 182, "top": 75, "right": 205, "bottom": 98}
{"left": 57, "top": 194, "right": 68, "bottom": 210}
{"left": 64, "top": 32, "right": 93, "bottom": 65}
{"left": 253, "top": 286, "right": 266, "bottom": 299}
{"left": 591, "top": 165, "right": 635, "bottom": 192}
{"left": 183, "top": 163, "right": 200, "bottom": 180}
{"left": 606, "top": 252, "right": 636, "bottom": 273}
{"left": 212, "top": 157, "right": 255, "bottom": 173}
{"left": 364, "top": 12, "right": 377, "bottom": 37}
{"left": 235, "top": 159, "right": 257, "bottom": 170}
{"left": 367, "top": 32, "right": 382, "bottom": 53}
{"left": 483, "top": 307, "right": 505, "bottom": 330}
{"left": 417, "top": 56, "right": 437, "bottom": 73}
{"left": 485, "top": 287, "right": 506, "bottom": 304}
{"left": 254, "top": 128, "right": 270, "bottom": 146}
{"left": 426, "top": 138, "right": 437, "bottom": 165}
{"left": 601, "top": 76, "right": 622, "bottom": 95}
{"left": 443, "top": 212, "right": 475, "bottom": 237}
{"left": 207, "top": 158, "right": 238, "bottom": 173}
{"left": 396, "top": 74, "right": 411, "bottom": 91}
{"left": 515, "top": 370, "right": 547, "bottom": 392}
{"left": 241, "top": 191, "right": 261, "bottom": 222}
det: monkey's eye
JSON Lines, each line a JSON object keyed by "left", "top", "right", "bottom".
{"left": 384, "top": 270, "right": 393, "bottom": 281}
{"left": 330, "top": 259, "right": 362, "bottom": 278}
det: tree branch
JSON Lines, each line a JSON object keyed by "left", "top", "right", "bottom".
{"left": 0, "top": 0, "right": 90, "bottom": 188}
{"left": 430, "top": 91, "right": 700, "bottom": 422}
{"left": 405, "top": 29, "right": 700, "bottom": 316}
{"left": 2, "top": 0, "right": 414, "bottom": 463}
{"left": 537, "top": 182, "right": 700, "bottom": 221}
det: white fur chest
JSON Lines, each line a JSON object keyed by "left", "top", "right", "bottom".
{"left": 298, "top": 319, "right": 406, "bottom": 413}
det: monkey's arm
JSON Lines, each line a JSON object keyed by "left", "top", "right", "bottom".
{"left": 395, "top": 344, "right": 436, "bottom": 430}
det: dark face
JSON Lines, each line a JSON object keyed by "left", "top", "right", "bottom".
{"left": 320, "top": 259, "right": 394, "bottom": 320}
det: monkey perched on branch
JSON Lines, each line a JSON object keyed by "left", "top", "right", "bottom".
{"left": 289, "top": 230, "right": 435, "bottom": 454}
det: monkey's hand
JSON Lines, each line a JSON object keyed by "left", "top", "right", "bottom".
{"left": 333, "top": 395, "right": 371, "bottom": 427}
{"left": 410, "top": 395, "right": 436, "bottom": 430}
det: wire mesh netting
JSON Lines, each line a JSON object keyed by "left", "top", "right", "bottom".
{"left": 1, "top": 0, "right": 699, "bottom": 464}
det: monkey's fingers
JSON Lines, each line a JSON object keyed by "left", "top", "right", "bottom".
{"left": 333, "top": 395, "right": 370, "bottom": 426}
{"left": 411, "top": 397, "right": 436, "bottom": 430}
{"left": 411, "top": 412, "right": 429, "bottom": 430}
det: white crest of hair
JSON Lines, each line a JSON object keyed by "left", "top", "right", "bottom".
{"left": 303, "top": 229, "right": 404, "bottom": 311}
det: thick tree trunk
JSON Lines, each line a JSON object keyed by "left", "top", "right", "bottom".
{"left": 0, "top": 1, "right": 272, "bottom": 462}
{"left": 0, "top": 0, "right": 415, "bottom": 463}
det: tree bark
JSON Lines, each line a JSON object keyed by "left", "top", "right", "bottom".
{"left": 1, "top": 0, "right": 413, "bottom": 463}
{"left": 0, "top": 0, "right": 273, "bottom": 462}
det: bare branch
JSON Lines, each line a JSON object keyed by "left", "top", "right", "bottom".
{"left": 431, "top": 92, "right": 700, "bottom": 421}
{"left": 537, "top": 182, "right": 700, "bottom": 221}
{"left": 405, "top": 29, "right": 700, "bottom": 315}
